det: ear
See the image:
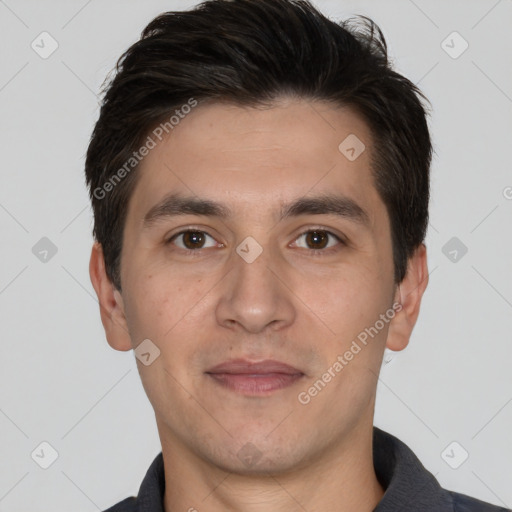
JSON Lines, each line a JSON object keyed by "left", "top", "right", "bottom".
{"left": 386, "top": 243, "right": 428, "bottom": 352}
{"left": 89, "top": 242, "right": 132, "bottom": 351}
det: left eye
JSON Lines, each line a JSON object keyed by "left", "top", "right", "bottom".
{"left": 292, "top": 230, "right": 342, "bottom": 251}
{"left": 169, "top": 230, "right": 218, "bottom": 250}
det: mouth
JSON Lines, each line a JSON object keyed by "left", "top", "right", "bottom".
{"left": 205, "top": 359, "right": 305, "bottom": 396}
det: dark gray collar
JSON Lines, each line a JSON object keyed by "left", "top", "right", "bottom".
{"left": 372, "top": 427, "right": 451, "bottom": 511}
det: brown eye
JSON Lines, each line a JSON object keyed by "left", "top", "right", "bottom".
{"left": 293, "top": 229, "right": 343, "bottom": 252}
{"left": 170, "top": 230, "right": 217, "bottom": 250}
{"left": 182, "top": 231, "right": 205, "bottom": 249}
{"left": 305, "top": 230, "right": 329, "bottom": 249}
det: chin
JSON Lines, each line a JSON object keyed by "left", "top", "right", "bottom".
{"left": 200, "top": 433, "right": 309, "bottom": 476}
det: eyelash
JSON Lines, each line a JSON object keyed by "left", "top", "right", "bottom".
{"left": 165, "top": 227, "right": 346, "bottom": 256}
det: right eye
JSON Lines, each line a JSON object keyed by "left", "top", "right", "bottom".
{"left": 167, "top": 229, "right": 220, "bottom": 252}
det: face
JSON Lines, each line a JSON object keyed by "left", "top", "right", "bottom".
{"left": 94, "top": 98, "right": 422, "bottom": 475}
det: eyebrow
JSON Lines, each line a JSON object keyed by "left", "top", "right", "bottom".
{"left": 142, "top": 192, "right": 370, "bottom": 229}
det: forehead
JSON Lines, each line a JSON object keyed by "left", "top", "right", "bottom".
{"left": 127, "top": 99, "right": 384, "bottom": 225}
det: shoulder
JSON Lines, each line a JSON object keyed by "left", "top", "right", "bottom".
{"left": 102, "top": 496, "right": 137, "bottom": 512}
{"left": 448, "top": 490, "right": 510, "bottom": 512}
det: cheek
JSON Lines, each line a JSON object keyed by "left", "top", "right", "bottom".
{"left": 122, "top": 271, "right": 180, "bottom": 340}
{"left": 123, "top": 268, "right": 215, "bottom": 347}
{"left": 300, "top": 262, "right": 390, "bottom": 342}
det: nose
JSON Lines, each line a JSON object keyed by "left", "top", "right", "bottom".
{"left": 215, "top": 240, "right": 296, "bottom": 334}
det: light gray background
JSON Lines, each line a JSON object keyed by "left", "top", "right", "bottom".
{"left": 0, "top": 0, "right": 511, "bottom": 510}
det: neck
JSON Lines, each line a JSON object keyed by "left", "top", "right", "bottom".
{"left": 159, "top": 420, "right": 384, "bottom": 512}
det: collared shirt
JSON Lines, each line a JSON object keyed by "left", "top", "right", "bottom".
{"left": 103, "top": 427, "right": 510, "bottom": 511}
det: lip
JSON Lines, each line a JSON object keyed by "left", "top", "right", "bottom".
{"left": 205, "top": 359, "right": 304, "bottom": 395}
{"left": 207, "top": 358, "right": 302, "bottom": 375}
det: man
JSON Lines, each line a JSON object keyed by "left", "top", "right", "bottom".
{"left": 85, "top": 0, "right": 509, "bottom": 510}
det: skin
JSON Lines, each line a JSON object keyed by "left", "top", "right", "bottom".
{"left": 90, "top": 98, "right": 428, "bottom": 512}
